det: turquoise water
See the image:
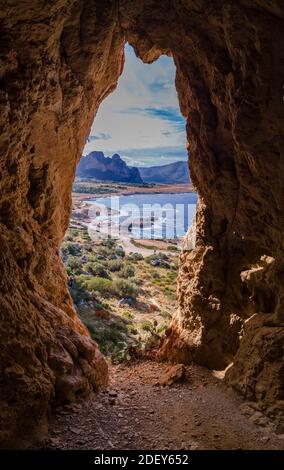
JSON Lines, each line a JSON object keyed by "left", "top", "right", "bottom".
{"left": 87, "top": 192, "right": 197, "bottom": 239}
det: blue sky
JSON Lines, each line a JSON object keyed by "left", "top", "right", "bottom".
{"left": 83, "top": 44, "right": 187, "bottom": 167}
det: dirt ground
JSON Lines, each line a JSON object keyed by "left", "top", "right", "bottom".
{"left": 41, "top": 361, "right": 284, "bottom": 450}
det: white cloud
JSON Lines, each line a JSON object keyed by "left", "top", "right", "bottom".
{"left": 83, "top": 44, "right": 187, "bottom": 165}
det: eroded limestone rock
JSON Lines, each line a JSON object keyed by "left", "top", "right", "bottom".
{"left": 0, "top": 0, "right": 284, "bottom": 447}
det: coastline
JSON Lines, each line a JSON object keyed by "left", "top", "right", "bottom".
{"left": 72, "top": 183, "right": 195, "bottom": 202}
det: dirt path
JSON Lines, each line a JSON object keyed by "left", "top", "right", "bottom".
{"left": 43, "top": 361, "right": 283, "bottom": 450}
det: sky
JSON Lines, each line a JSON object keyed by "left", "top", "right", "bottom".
{"left": 83, "top": 44, "right": 187, "bottom": 167}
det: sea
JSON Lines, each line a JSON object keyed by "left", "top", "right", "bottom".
{"left": 86, "top": 192, "right": 197, "bottom": 240}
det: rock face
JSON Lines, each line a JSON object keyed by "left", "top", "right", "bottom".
{"left": 139, "top": 161, "right": 190, "bottom": 184}
{"left": 0, "top": 0, "right": 284, "bottom": 447}
{"left": 0, "top": 0, "right": 122, "bottom": 448}
{"left": 77, "top": 151, "right": 143, "bottom": 183}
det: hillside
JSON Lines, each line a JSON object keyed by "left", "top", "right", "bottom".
{"left": 139, "top": 161, "right": 189, "bottom": 184}
{"left": 77, "top": 151, "right": 143, "bottom": 184}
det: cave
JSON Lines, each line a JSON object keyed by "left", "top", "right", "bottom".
{"left": 0, "top": 0, "right": 284, "bottom": 449}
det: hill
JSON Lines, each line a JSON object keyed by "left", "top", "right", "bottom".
{"left": 77, "top": 151, "right": 143, "bottom": 184}
{"left": 139, "top": 161, "right": 189, "bottom": 184}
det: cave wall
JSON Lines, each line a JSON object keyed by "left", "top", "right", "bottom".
{"left": 0, "top": 0, "right": 124, "bottom": 448}
{"left": 120, "top": 0, "right": 284, "bottom": 422}
{"left": 0, "top": 0, "right": 284, "bottom": 447}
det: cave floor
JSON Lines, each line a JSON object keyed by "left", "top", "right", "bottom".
{"left": 42, "top": 361, "right": 283, "bottom": 450}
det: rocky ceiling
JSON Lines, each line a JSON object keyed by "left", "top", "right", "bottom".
{"left": 0, "top": 0, "right": 283, "bottom": 448}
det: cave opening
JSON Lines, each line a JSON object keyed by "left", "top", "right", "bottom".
{"left": 64, "top": 43, "right": 195, "bottom": 366}
{"left": 1, "top": 0, "right": 283, "bottom": 450}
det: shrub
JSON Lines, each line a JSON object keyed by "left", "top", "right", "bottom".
{"left": 161, "top": 310, "right": 172, "bottom": 320}
{"left": 66, "top": 256, "right": 81, "bottom": 272}
{"left": 122, "top": 310, "right": 134, "bottom": 320}
{"left": 62, "top": 241, "right": 81, "bottom": 256}
{"left": 140, "top": 319, "right": 153, "bottom": 332}
{"left": 101, "top": 238, "right": 117, "bottom": 249}
{"left": 107, "top": 259, "right": 123, "bottom": 272}
{"left": 88, "top": 324, "right": 125, "bottom": 354}
{"left": 110, "top": 343, "right": 131, "bottom": 364}
{"left": 70, "top": 285, "right": 92, "bottom": 305}
{"left": 85, "top": 277, "right": 114, "bottom": 296}
{"left": 69, "top": 229, "right": 80, "bottom": 238}
{"left": 85, "top": 262, "right": 110, "bottom": 279}
{"left": 151, "top": 272, "right": 160, "bottom": 280}
{"left": 126, "top": 252, "right": 143, "bottom": 262}
{"left": 113, "top": 279, "right": 139, "bottom": 299}
{"left": 66, "top": 266, "right": 73, "bottom": 276}
{"left": 126, "top": 324, "right": 138, "bottom": 335}
{"left": 145, "top": 254, "right": 171, "bottom": 269}
{"left": 156, "top": 322, "right": 167, "bottom": 334}
{"left": 115, "top": 248, "right": 125, "bottom": 258}
{"left": 82, "top": 232, "right": 92, "bottom": 242}
{"left": 167, "top": 245, "right": 179, "bottom": 251}
{"left": 74, "top": 273, "right": 91, "bottom": 287}
{"left": 118, "top": 265, "right": 135, "bottom": 278}
{"left": 98, "top": 247, "right": 112, "bottom": 258}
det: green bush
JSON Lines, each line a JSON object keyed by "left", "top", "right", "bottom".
{"left": 113, "top": 279, "right": 139, "bottom": 299}
{"left": 140, "top": 319, "right": 153, "bottom": 332}
{"left": 118, "top": 265, "right": 135, "bottom": 278}
{"left": 101, "top": 238, "right": 117, "bottom": 249}
{"left": 167, "top": 245, "right": 179, "bottom": 251}
{"left": 69, "top": 285, "right": 92, "bottom": 305}
{"left": 107, "top": 259, "right": 123, "bottom": 272}
{"left": 115, "top": 248, "right": 125, "bottom": 258}
{"left": 66, "top": 256, "right": 82, "bottom": 273}
{"left": 98, "top": 247, "right": 112, "bottom": 258}
{"left": 69, "top": 229, "right": 80, "bottom": 238}
{"left": 62, "top": 241, "right": 81, "bottom": 256}
{"left": 122, "top": 310, "right": 134, "bottom": 320}
{"left": 126, "top": 324, "right": 138, "bottom": 335}
{"left": 85, "top": 277, "right": 114, "bottom": 296}
{"left": 85, "top": 262, "right": 110, "bottom": 279}
{"left": 127, "top": 252, "right": 143, "bottom": 262}
{"left": 66, "top": 266, "right": 73, "bottom": 276}
{"left": 74, "top": 273, "right": 91, "bottom": 287}
{"left": 151, "top": 272, "right": 161, "bottom": 280}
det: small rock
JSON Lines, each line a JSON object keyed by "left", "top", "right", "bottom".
{"left": 159, "top": 364, "right": 186, "bottom": 386}
{"left": 275, "top": 424, "right": 284, "bottom": 435}
{"left": 249, "top": 411, "right": 269, "bottom": 427}
{"left": 69, "top": 427, "right": 82, "bottom": 435}
{"left": 64, "top": 403, "right": 82, "bottom": 412}
{"left": 76, "top": 439, "right": 86, "bottom": 445}
{"left": 108, "top": 390, "right": 118, "bottom": 397}
{"left": 48, "top": 437, "right": 60, "bottom": 446}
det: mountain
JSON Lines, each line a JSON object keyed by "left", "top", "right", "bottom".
{"left": 76, "top": 151, "right": 143, "bottom": 184}
{"left": 139, "top": 161, "right": 189, "bottom": 184}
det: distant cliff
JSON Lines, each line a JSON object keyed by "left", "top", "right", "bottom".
{"left": 139, "top": 161, "right": 189, "bottom": 184}
{"left": 76, "top": 151, "right": 143, "bottom": 184}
